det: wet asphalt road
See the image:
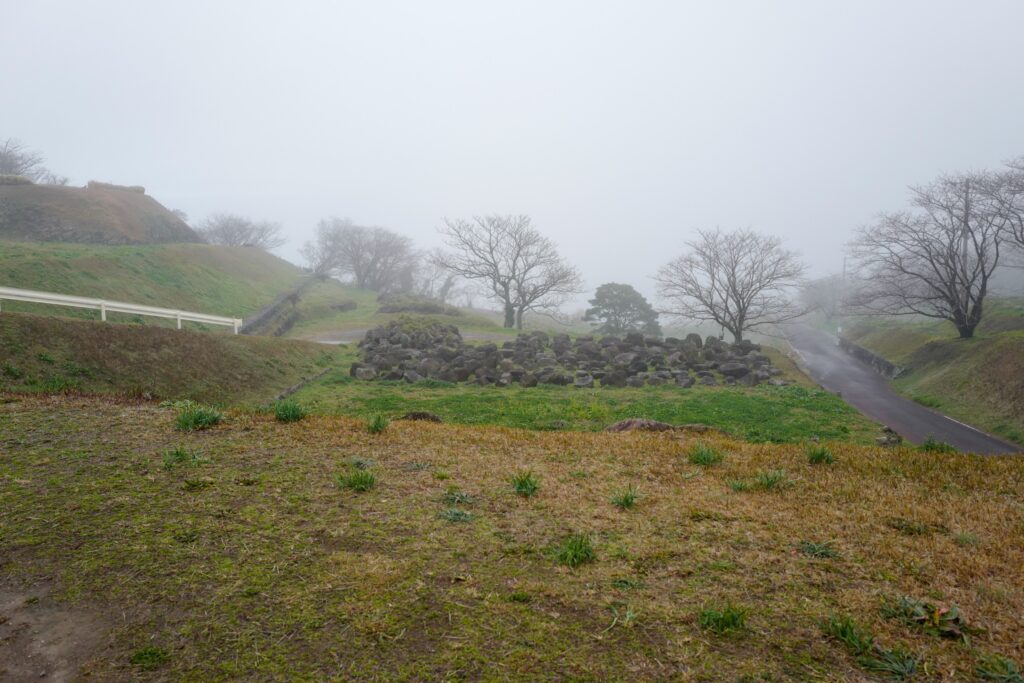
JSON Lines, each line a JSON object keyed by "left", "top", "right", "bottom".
{"left": 784, "top": 325, "right": 1020, "bottom": 455}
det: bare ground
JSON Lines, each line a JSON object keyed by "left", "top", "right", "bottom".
{"left": 0, "top": 580, "right": 108, "bottom": 682}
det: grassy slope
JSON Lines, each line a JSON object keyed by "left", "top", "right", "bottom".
{"left": 1, "top": 394, "right": 1021, "bottom": 680}
{"left": 0, "top": 313, "right": 337, "bottom": 405}
{"left": 844, "top": 298, "right": 1024, "bottom": 445}
{"left": 293, "top": 346, "right": 875, "bottom": 444}
{"left": 0, "top": 240, "right": 306, "bottom": 321}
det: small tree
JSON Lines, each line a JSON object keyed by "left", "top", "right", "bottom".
{"left": 584, "top": 283, "right": 661, "bottom": 336}
{"left": 436, "top": 215, "right": 581, "bottom": 329}
{"left": 301, "top": 217, "right": 417, "bottom": 293}
{"left": 198, "top": 213, "right": 286, "bottom": 251}
{"left": 849, "top": 173, "right": 1004, "bottom": 339}
{"left": 656, "top": 228, "right": 806, "bottom": 343}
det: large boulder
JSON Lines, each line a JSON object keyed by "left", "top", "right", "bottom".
{"left": 718, "top": 362, "right": 750, "bottom": 378}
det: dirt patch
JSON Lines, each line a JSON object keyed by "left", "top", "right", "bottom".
{"left": 0, "top": 581, "right": 109, "bottom": 682}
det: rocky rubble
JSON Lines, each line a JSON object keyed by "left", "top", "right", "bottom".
{"left": 350, "top": 319, "right": 788, "bottom": 388}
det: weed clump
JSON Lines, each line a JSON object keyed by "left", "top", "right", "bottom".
{"left": 698, "top": 602, "right": 747, "bottom": 634}
{"left": 439, "top": 507, "right": 473, "bottom": 523}
{"left": 162, "top": 447, "right": 204, "bottom": 470}
{"left": 442, "top": 487, "right": 475, "bottom": 505}
{"left": 730, "top": 469, "right": 789, "bottom": 492}
{"left": 823, "top": 613, "right": 920, "bottom": 680}
{"left": 556, "top": 532, "right": 596, "bottom": 568}
{"left": 175, "top": 403, "right": 222, "bottom": 431}
{"left": 798, "top": 540, "right": 839, "bottom": 559}
{"left": 919, "top": 436, "right": 957, "bottom": 453}
{"left": 976, "top": 654, "right": 1023, "bottom": 682}
{"left": 806, "top": 444, "right": 835, "bottom": 464}
{"left": 512, "top": 470, "right": 540, "bottom": 498}
{"left": 337, "top": 469, "right": 376, "bottom": 492}
{"left": 823, "top": 614, "right": 874, "bottom": 655}
{"left": 274, "top": 399, "right": 307, "bottom": 423}
{"left": 610, "top": 484, "right": 640, "bottom": 510}
{"left": 367, "top": 414, "right": 389, "bottom": 434}
{"left": 688, "top": 442, "right": 724, "bottom": 466}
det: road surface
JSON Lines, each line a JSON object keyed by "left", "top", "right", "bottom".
{"left": 785, "top": 325, "right": 1020, "bottom": 455}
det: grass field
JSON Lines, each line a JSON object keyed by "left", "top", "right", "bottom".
{"left": 843, "top": 298, "right": 1024, "bottom": 446}
{"left": 1, "top": 394, "right": 1021, "bottom": 680}
{"left": 296, "top": 375, "right": 875, "bottom": 444}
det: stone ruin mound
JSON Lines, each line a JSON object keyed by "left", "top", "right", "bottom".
{"left": 350, "top": 319, "right": 788, "bottom": 389}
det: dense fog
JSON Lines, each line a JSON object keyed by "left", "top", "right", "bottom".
{"left": 3, "top": 1, "right": 1024, "bottom": 305}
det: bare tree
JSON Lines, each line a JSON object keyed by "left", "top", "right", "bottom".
{"left": 848, "top": 173, "right": 1004, "bottom": 339}
{"left": 301, "top": 217, "right": 416, "bottom": 293}
{"left": 435, "top": 214, "right": 582, "bottom": 329}
{"left": 0, "top": 138, "right": 67, "bottom": 184}
{"left": 656, "top": 228, "right": 807, "bottom": 343}
{"left": 197, "top": 213, "right": 286, "bottom": 251}
{"left": 982, "top": 157, "right": 1024, "bottom": 252}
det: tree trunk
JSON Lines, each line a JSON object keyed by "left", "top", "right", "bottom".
{"left": 503, "top": 302, "right": 515, "bottom": 328}
{"left": 515, "top": 307, "right": 525, "bottom": 330}
{"left": 733, "top": 330, "right": 744, "bottom": 344}
{"left": 957, "top": 324, "right": 976, "bottom": 339}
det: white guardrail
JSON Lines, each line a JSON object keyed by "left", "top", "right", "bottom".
{"left": 0, "top": 286, "right": 243, "bottom": 334}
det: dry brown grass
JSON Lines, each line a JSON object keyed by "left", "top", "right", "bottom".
{"left": 1, "top": 394, "right": 1022, "bottom": 680}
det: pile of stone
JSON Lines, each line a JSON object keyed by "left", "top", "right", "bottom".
{"left": 350, "top": 319, "right": 787, "bottom": 388}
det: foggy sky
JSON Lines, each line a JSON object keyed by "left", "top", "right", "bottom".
{"left": 3, "top": 1, "right": 1023, "bottom": 306}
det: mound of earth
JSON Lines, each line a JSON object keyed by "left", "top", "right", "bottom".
{"left": 0, "top": 181, "right": 198, "bottom": 244}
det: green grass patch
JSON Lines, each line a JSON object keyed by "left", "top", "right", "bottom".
{"left": 610, "top": 484, "right": 640, "bottom": 510}
{"left": 439, "top": 507, "right": 473, "bottom": 523}
{"left": 292, "top": 374, "right": 876, "bottom": 444}
{"left": 806, "top": 444, "right": 835, "bottom": 464}
{"left": 556, "top": 532, "right": 596, "bottom": 568}
{"left": 512, "top": 470, "right": 540, "bottom": 498}
{"left": 798, "top": 540, "right": 839, "bottom": 559}
{"left": 175, "top": 404, "right": 223, "bottom": 431}
{"left": 698, "top": 602, "right": 747, "bottom": 634}
{"left": 919, "top": 436, "right": 957, "bottom": 454}
{"left": 336, "top": 469, "right": 376, "bottom": 492}
{"left": 130, "top": 646, "right": 170, "bottom": 671}
{"left": 688, "top": 442, "right": 723, "bottom": 466}
{"left": 366, "top": 414, "right": 389, "bottom": 434}
{"left": 274, "top": 399, "right": 308, "bottom": 423}
{"left": 976, "top": 654, "right": 1024, "bottom": 682}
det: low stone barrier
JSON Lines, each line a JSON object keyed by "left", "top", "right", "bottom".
{"left": 351, "top": 319, "right": 788, "bottom": 389}
{"left": 838, "top": 336, "right": 903, "bottom": 378}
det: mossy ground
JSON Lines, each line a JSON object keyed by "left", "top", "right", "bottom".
{"left": 2, "top": 394, "right": 1021, "bottom": 680}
